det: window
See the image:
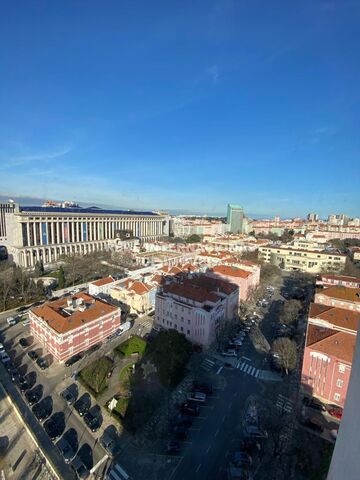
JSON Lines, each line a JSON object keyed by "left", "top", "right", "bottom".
{"left": 338, "top": 364, "right": 346, "bottom": 373}
{"left": 336, "top": 379, "right": 344, "bottom": 388}
{"left": 334, "top": 393, "right": 341, "bottom": 402}
{"left": 187, "top": 330, "right": 190, "bottom": 334}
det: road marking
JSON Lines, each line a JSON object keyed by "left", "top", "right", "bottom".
{"left": 205, "top": 445, "right": 211, "bottom": 454}
{"left": 196, "top": 463, "right": 202, "bottom": 473}
{"left": 255, "top": 370, "right": 260, "bottom": 378}
{"left": 244, "top": 365, "right": 252, "bottom": 374}
{"left": 216, "top": 366, "right": 223, "bottom": 375}
{"left": 250, "top": 367, "right": 256, "bottom": 376}
{"left": 240, "top": 363, "right": 246, "bottom": 371}
{"left": 90, "top": 454, "right": 109, "bottom": 474}
{"left": 215, "top": 428, "right": 219, "bottom": 437}
{"left": 242, "top": 356, "right": 251, "bottom": 362}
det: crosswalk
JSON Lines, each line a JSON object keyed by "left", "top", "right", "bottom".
{"left": 276, "top": 394, "right": 293, "bottom": 413}
{"left": 236, "top": 361, "right": 260, "bottom": 378}
{"left": 107, "top": 463, "right": 130, "bottom": 480}
{"left": 201, "top": 358, "right": 217, "bottom": 372}
{"left": 139, "top": 320, "right": 153, "bottom": 329}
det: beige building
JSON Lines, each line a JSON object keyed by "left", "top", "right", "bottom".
{"left": 259, "top": 245, "right": 346, "bottom": 274}
{"left": 111, "top": 279, "right": 155, "bottom": 314}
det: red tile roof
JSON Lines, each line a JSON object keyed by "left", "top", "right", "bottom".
{"left": 318, "top": 286, "right": 360, "bottom": 303}
{"left": 308, "top": 330, "right": 356, "bottom": 364}
{"left": 163, "top": 282, "right": 221, "bottom": 304}
{"left": 212, "top": 265, "right": 251, "bottom": 279}
{"left": 31, "top": 293, "right": 119, "bottom": 335}
{"left": 309, "top": 303, "right": 360, "bottom": 332}
{"left": 91, "top": 276, "right": 115, "bottom": 287}
{"left": 320, "top": 274, "right": 360, "bottom": 283}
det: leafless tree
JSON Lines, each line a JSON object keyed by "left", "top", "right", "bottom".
{"left": 279, "top": 299, "right": 302, "bottom": 326}
{"left": 0, "top": 268, "right": 14, "bottom": 311}
{"left": 272, "top": 337, "right": 297, "bottom": 374}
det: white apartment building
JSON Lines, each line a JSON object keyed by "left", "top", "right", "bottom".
{"left": 4, "top": 204, "right": 169, "bottom": 268}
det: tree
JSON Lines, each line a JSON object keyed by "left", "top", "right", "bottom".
{"left": 279, "top": 299, "right": 302, "bottom": 326}
{"left": 186, "top": 234, "right": 202, "bottom": 244}
{"left": 58, "top": 266, "right": 66, "bottom": 289}
{"left": 272, "top": 337, "right": 297, "bottom": 374}
{"left": 34, "top": 260, "right": 44, "bottom": 277}
{"left": 241, "top": 250, "right": 259, "bottom": 263}
{"left": 0, "top": 268, "right": 14, "bottom": 311}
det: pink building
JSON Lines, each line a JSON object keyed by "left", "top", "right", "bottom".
{"left": 154, "top": 275, "right": 239, "bottom": 347}
{"left": 315, "top": 286, "right": 360, "bottom": 312}
{"left": 207, "top": 263, "right": 260, "bottom": 301}
{"left": 29, "top": 293, "right": 121, "bottom": 362}
{"left": 301, "top": 303, "right": 359, "bottom": 408}
{"left": 316, "top": 274, "right": 360, "bottom": 290}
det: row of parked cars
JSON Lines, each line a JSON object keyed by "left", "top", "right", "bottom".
{"left": 227, "top": 401, "right": 267, "bottom": 480}
{"left": 221, "top": 322, "right": 254, "bottom": 358}
{"left": 166, "top": 380, "right": 213, "bottom": 454}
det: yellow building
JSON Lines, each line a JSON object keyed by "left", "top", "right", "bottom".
{"left": 110, "top": 279, "right": 155, "bottom": 314}
{"left": 259, "top": 245, "right": 346, "bottom": 274}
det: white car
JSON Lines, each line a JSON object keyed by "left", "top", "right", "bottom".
{"left": 6, "top": 317, "right": 17, "bottom": 326}
{"left": 187, "top": 392, "right": 206, "bottom": 403}
{"left": 221, "top": 350, "right": 237, "bottom": 357}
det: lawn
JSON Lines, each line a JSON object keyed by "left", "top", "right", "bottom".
{"left": 80, "top": 356, "right": 113, "bottom": 394}
{"left": 116, "top": 336, "right": 147, "bottom": 357}
{"left": 113, "top": 397, "right": 130, "bottom": 418}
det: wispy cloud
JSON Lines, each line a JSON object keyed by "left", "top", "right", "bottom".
{"left": 0, "top": 146, "right": 72, "bottom": 169}
{"left": 207, "top": 64, "right": 220, "bottom": 85}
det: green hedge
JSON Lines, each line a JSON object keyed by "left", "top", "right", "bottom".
{"left": 116, "top": 336, "right": 147, "bottom": 357}
{"left": 80, "top": 356, "right": 113, "bottom": 394}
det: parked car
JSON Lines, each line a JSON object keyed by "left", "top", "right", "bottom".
{"left": 32, "top": 403, "right": 50, "bottom": 422}
{"left": 83, "top": 410, "right": 101, "bottom": 432}
{"left": 173, "top": 425, "right": 188, "bottom": 440}
{"left": 180, "top": 402, "right": 199, "bottom": 416}
{"left": 44, "top": 416, "right": 64, "bottom": 441}
{"left": 187, "top": 392, "right": 206, "bottom": 403}
{"left": 327, "top": 406, "right": 343, "bottom": 420}
{"left": 166, "top": 440, "right": 180, "bottom": 454}
{"left": 192, "top": 381, "right": 213, "bottom": 394}
{"left": 71, "top": 457, "right": 89, "bottom": 479}
{"left": 6, "top": 316, "right": 17, "bottom": 326}
{"left": 74, "top": 396, "right": 90, "bottom": 416}
{"left": 36, "top": 357, "right": 49, "bottom": 370}
{"left": 19, "top": 337, "right": 30, "bottom": 348}
{"left": 28, "top": 350, "right": 39, "bottom": 361}
{"left": 99, "top": 432, "right": 120, "bottom": 457}
{"left": 231, "top": 451, "right": 253, "bottom": 467}
{"left": 17, "top": 376, "right": 30, "bottom": 392}
{"left": 61, "top": 388, "right": 76, "bottom": 406}
{"left": 25, "top": 387, "right": 42, "bottom": 406}
{"left": 301, "top": 418, "right": 324, "bottom": 433}
{"left": 171, "top": 413, "right": 193, "bottom": 428}
{"left": 243, "top": 426, "right": 268, "bottom": 440}
{"left": 8, "top": 366, "right": 19, "bottom": 381}
{"left": 56, "top": 437, "right": 76, "bottom": 463}
{"left": 221, "top": 350, "right": 237, "bottom": 357}
{"left": 302, "top": 397, "right": 326, "bottom": 412}
{"left": 65, "top": 354, "right": 82, "bottom": 367}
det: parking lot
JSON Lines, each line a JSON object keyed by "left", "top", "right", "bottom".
{"left": 0, "top": 308, "right": 140, "bottom": 479}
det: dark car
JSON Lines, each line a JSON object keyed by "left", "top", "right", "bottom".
{"left": 32, "top": 403, "right": 50, "bottom": 422}
{"left": 56, "top": 437, "right": 76, "bottom": 463}
{"left": 25, "top": 387, "right": 42, "bottom": 406}
{"left": 8, "top": 366, "right": 19, "bottom": 381}
{"left": 44, "top": 417, "right": 63, "bottom": 441}
{"left": 99, "top": 432, "right": 120, "bottom": 457}
{"left": 180, "top": 402, "right": 199, "bottom": 416}
{"left": 173, "top": 425, "right": 188, "bottom": 440}
{"left": 74, "top": 396, "right": 90, "bottom": 416}
{"left": 192, "top": 381, "right": 213, "bottom": 395}
{"left": 71, "top": 457, "right": 89, "bottom": 479}
{"left": 302, "top": 397, "right": 326, "bottom": 412}
{"left": 65, "top": 354, "right": 82, "bottom": 367}
{"left": 60, "top": 388, "right": 76, "bottom": 406}
{"left": 17, "top": 306, "right": 28, "bottom": 313}
{"left": 231, "top": 451, "right": 253, "bottom": 467}
{"left": 17, "top": 376, "right": 30, "bottom": 392}
{"left": 166, "top": 440, "right": 180, "bottom": 454}
{"left": 83, "top": 411, "right": 101, "bottom": 432}
{"left": 302, "top": 418, "right": 324, "bottom": 433}
{"left": 36, "top": 357, "right": 49, "bottom": 370}
{"left": 19, "top": 337, "right": 29, "bottom": 348}
{"left": 171, "top": 413, "right": 193, "bottom": 428}
{"left": 28, "top": 350, "right": 39, "bottom": 361}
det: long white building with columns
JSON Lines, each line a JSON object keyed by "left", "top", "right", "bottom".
{"left": 4, "top": 204, "right": 169, "bottom": 268}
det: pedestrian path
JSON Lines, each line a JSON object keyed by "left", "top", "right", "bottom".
{"left": 107, "top": 463, "right": 130, "bottom": 480}
{"left": 276, "top": 394, "right": 294, "bottom": 413}
{"left": 139, "top": 320, "right": 152, "bottom": 330}
{"left": 236, "top": 360, "right": 260, "bottom": 378}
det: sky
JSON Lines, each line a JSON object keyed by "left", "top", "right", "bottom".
{"left": 0, "top": 0, "right": 359, "bottom": 218}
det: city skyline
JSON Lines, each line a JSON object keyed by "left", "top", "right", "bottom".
{"left": 1, "top": 1, "right": 359, "bottom": 217}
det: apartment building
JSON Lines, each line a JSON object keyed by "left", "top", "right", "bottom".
{"left": 207, "top": 264, "right": 260, "bottom": 301}
{"left": 314, "top": 286, "right": 360, "bottom": 312}
{"left": 259, "top": 244, "right": 346, "bottom": 274}
{"left": 88, "top": 276, "right": 116, "bottom": 296}
{"left": 154, "top": 275, "right": 239, "bottom": 346}
{"left": 29, "top": 293, "right": 121, "bottom": 362}
{"left": 4, "top": 203, "right": 169, "bottom": 268}
{"left": 316, "top": 274, "right": 360, "bottom": 290}
{"left": 111, "top": 279, "right": 156, "bottom": 314}
{"left": 301, "top": 303, "right": 359, "bottom": 408}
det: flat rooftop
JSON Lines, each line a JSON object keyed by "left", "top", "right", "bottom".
{"left": 19, "top": 206, "right": 159, "bottom": 216}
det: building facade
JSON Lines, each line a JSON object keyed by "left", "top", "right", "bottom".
{"left": 316, "top": 274, "right": 360, "bottom": 290}
{"left": 227, "top": 204, "right": 244, "bottom": 234}
{"left": 4, "top": 204, "right": 169, "bottom": 268}
{"left": 314, "top": 286, "right": 360, "bottom": 312}
{"left": 207, "top": 264, "right": 260, "bottom": 301}
{"left": 88, "top": 276, "right": 116, "bottom": 296}
{"left": 259, "top": 245, "right": 347, "bottom": 274}
{"left": 29, "top": 293, "right": 121, "bottom": 362}
{"left": 0, "top": 202, "right": 15, "bottom": 242}
{"left": 154, "top": 275, "right": 239, "bottom": 346}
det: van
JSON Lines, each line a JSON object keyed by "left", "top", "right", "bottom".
{"left": 7, "top": 317, "right": 16, "bottom": 326}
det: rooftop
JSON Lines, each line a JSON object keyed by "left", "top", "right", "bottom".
{"left": 307, "top": 328, "right": 356, "bottom": 364}
{"left": 31, "top": 293, "right": 119, "bottom": 334}
{"left": 162, "top": 282, "right": 221, "bottom": 304}
{"left": 19, "top": 205, "right": 159, "bottom": 216}
{"left": 317, "top": 286, "right": 360, "bottom": 303}
{"left": 91, "top": 276, "right": 115, "bottom": 287}
{"left": 319, "top": 274, "right": 360, "bottom": 283}
{"left": 212, "top": 265, "right": 251, "bottom": 279}
{"left": 309, "top": 303, "right": 360, "bottom": 332}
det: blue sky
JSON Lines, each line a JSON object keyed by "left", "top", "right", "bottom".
{"left": 0, "top": 0, "right": 359, "bottom": 218}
